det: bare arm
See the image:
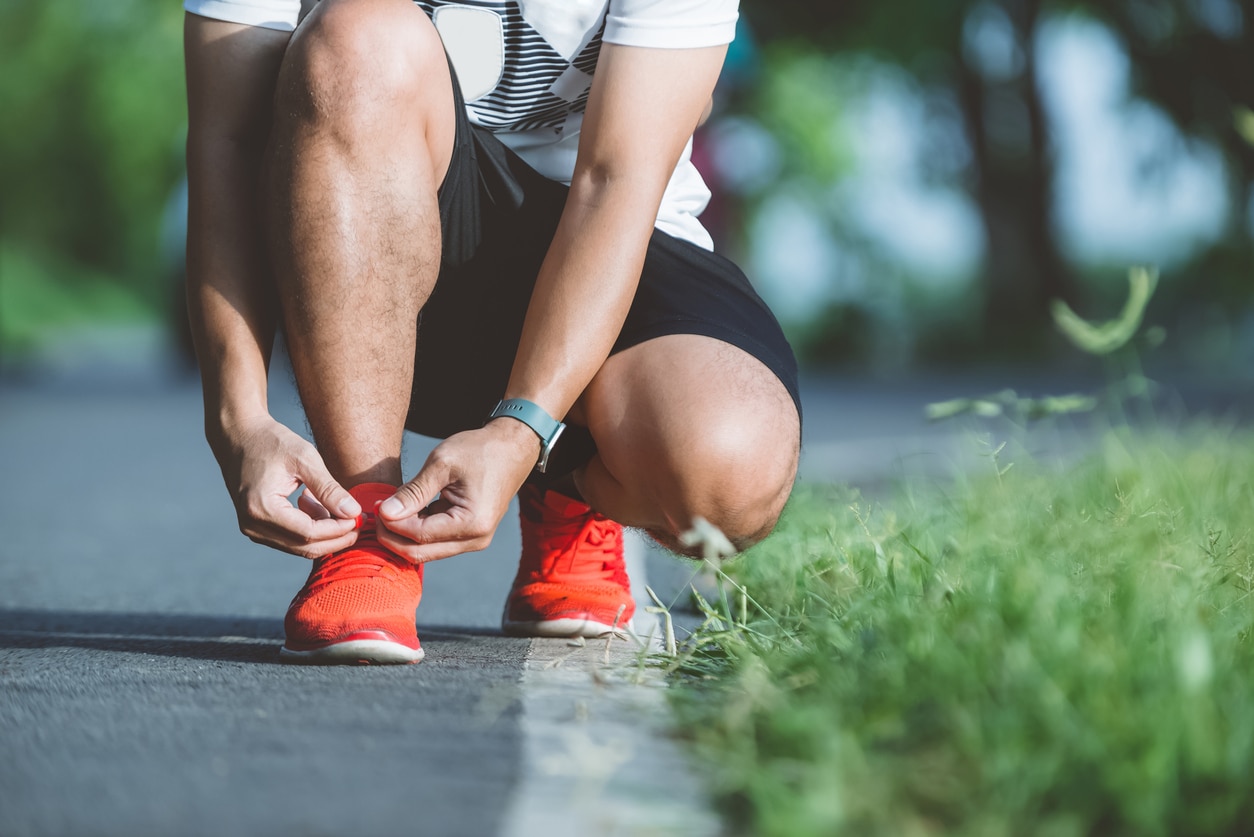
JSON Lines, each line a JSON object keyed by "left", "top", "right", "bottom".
{"left": 379, "top": 42, "right": 727, "bottom": 561}
{"left": 505, "top": 42, "right": 728, "bottom": 421}
{"left": 185, "top": 14, "right": 361, "bottom": 556}
{"left": 185, "top": 15, "right": 286, "bottom": 433}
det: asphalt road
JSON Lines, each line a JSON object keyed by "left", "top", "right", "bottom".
{"left": 0, "top": 341, "right": 731, "bottom": 837}
{"left": 0, "top": 365, "right": 551, "bottom": 836}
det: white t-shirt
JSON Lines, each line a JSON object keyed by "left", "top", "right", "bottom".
{"left": 184, "top": 0, "right": 739, "bottom": 249}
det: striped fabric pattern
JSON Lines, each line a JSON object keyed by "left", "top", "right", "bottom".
{"left": 416, "top": 0, "right": 604, "bottom": 133}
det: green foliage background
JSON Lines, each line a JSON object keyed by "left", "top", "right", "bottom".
{"left": 0, "top": 0, "right": 186, "bottom": 346}
{"left": 0, "top": 0, "right": 1248, "bottom": 364}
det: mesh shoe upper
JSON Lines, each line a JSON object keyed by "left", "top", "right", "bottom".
{"left": 283, "top": 483, "right": 423, "bottom": 652}
{"left": 504, "top": 485, "right": 635, "bottom": 631}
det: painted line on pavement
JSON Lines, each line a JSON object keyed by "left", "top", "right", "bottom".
{"left": 501, "top": 531, "right": 721, "bottom": 837}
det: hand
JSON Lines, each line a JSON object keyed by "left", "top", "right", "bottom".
{"left": 211, "top": 415, "right": 363, "bottom": 558}
{"left": 376, "top": 420, "right": 540, "bottom": 563}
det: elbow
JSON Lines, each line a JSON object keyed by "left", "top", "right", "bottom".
{"left": 571, "top": 159, "right": 633, "bottom": 193}
{"left": 568, "top": 159, "right": 667, "bottom": 214}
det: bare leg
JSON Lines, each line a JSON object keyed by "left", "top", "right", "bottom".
{"left": 571, "top": 334, "right": 801, "bottom": 553}
{"left": 267, "top": 0, "right": 455, "bottom": 488}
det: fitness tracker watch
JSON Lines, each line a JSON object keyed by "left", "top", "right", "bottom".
{"left": 487, "top": 398, "right": 566, "bottom": 473}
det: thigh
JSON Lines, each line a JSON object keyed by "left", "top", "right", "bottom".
{"left": 572, "top": 233, "right": 803, "bottom": 537}
{"left": 574, "top": 333, "right": 801, "bottom": 538}
{"left": 580, "top": 332, "right": 800, "bottom": 463}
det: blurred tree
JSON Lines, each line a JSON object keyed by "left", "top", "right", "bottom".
{"left": 1083, "top": 0, "right": 1252, "bottom": 195}
{"left": 740, "top": 0, "right": 1074, "bottom": 350}
{"left": 1078, "top": 0, "right": 1254, "bottom": 316}
{"left": 0, "top": 0, "right": 186, "bottom": 295}
{"left": 742, "top": 0, "right": 1252, "bottom": 352}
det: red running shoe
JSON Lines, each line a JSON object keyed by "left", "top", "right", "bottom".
{"left": 502, "top": 485, "right": 635, "bottom": 638}
{"left": 281, "top": 483, "right": 425, "bottom": 665}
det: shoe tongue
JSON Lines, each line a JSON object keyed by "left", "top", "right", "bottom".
{"left": 542, "top": 489, "right": 592, "bottom": 519}
{"left": 348, "top": 482, "right": 398, "bottom": 530}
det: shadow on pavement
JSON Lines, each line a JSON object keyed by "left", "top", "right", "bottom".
{"left": 0, "top": 610, "right": 288, "bottom": 664}
{"left": 0, "top": 609, "right": 514, "bottom": 665}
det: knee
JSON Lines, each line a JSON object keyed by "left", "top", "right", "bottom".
{"left": 278, "top": 0, "right": 443, "bottom": 125}
{"left": 655, "top": 411, "right": 800, "bottom": 555}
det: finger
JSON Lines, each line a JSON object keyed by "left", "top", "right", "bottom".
{"left": 292, "top": 529, "right": 361, "bottom": 559}
{"left": 296, "top": 451, "right": 361, "bottom": 519}
{"left": 406, "top": 508, "right": 485, "bottom": 544}
{"left": 406, "top": 533, "right": 493, "bottom": 563}
{"left": 371, "top": 497, "right": 454, "bottom": 555}
{"left": 242, "top": 502, "right": 358, "bottom": 549}
{"left": 377, "top": 497, "right": 460, "bottom": 543}
{"left": 419, "top": 496, "right": 455, "bottom": 518}
{"left": 250, "top": 525, "right": 360, "bottom": 560}
{"left": 377, "top": 524, "right": 488, "bottom": 564}
{"left": 380, "top": 505, "right": 493, "bottom": 554}
{"left": 298, "top": 490, "right": 331, "bottom": 520}
{"left": 379, "top": 459, "right": 449, "bottom": 521}
{"left": 269, "top": 502, "right": 359, "bottom": 542}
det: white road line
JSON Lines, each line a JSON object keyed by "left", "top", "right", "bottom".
{"left": 501, "top": 531, "right": 721, "bottom": 837}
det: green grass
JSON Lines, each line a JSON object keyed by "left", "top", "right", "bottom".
{"left": 0, "top": 241, "right": 157, "bottom": 355}
{"left": 669, "top": 424, "right": 1254, "bottom": 836}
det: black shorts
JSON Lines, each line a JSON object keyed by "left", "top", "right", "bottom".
{"left": 406, "top": 67, "right": 801, "bottom": 471}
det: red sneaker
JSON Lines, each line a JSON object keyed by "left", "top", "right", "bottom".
{"left": 502, "top": 485, "right": 635, "bottom": 638}
{"left": 280, "top": 483, "right": 425, "bottom": 665}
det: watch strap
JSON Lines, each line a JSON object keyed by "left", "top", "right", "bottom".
{"left": 487, "top": 398, "right": 566, "bottom": 473}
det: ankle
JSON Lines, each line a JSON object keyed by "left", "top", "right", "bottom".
{"left": 347, "top": 482, "right": 399, "bottom": 503}
{"left": 345, "top": 483, "right": 399, "bottom": 530}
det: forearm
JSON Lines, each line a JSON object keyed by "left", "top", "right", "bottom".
{"left": 504, "top": 174, "right": 659, "bottom": 419}
{"left": 184, "top": 14, "right": 288, "bottom": 447}
{"left": 187, "top": 137, "right": 277, "bottom": 446}
{"left": 502, "top": 43, "right": 727, "bottom": 425}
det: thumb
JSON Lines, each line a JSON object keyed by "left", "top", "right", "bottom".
{"left": 380, "top": 459, "right": 448, "bottom": 520}
{"left": 298, "top": 453, "right": 361, "bottom": 520}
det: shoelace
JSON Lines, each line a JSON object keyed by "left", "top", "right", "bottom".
{"left": 528, "top": 504, "right": 627, "bottom": 586}
{"left": 307, "top": 512, "right": 404, "bottom": 587}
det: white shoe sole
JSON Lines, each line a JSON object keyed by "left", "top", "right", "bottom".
{"left": 501, "top": 616, "right": 635, "bottom": 639}
{"left": 279, "top": 639, "right": 425, "bottom": 665}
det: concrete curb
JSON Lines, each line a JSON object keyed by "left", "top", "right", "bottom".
{"left": 502, "top": 533, "right": 721, "bottom": 836}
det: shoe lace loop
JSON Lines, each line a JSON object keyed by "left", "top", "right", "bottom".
{"left": 532, "top": 509, "right": 625, "bottom": 584}
{"left": 307, "top": 512, "right": 404, "bottom": 586}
